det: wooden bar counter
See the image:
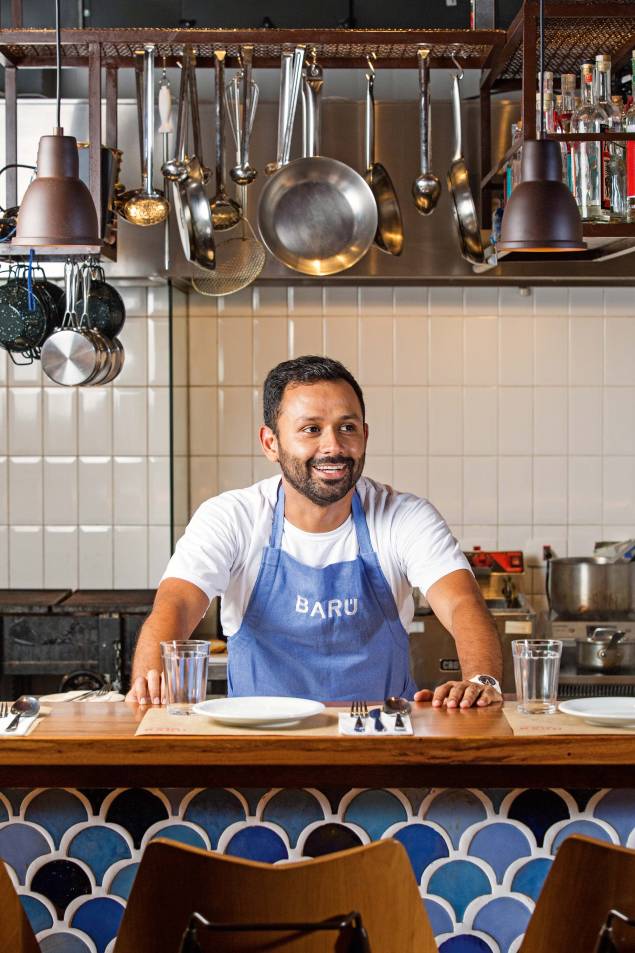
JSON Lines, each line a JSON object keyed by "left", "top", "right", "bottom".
{"left": 1, "top": 700, "right": 633, "bottom": 788}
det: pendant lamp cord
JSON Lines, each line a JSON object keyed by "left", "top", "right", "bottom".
{"left": 538, "top": 0, "right": 545, "bottom": 139}
{"left": 55, "top": 0, "right": 61, "bottom": 129}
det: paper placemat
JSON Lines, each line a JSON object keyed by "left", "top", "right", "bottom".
{"left": 338, "top": 712, "right": 413, "bottom": 736}
{"left": 136, "top": 706, "right": 342, "bottom": 736}
{"left": 503, "top": 704, "right": 635, "bottom": 735}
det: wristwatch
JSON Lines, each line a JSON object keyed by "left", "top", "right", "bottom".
{"left": 468, "top": 674, "right": 502, "bottom": 695}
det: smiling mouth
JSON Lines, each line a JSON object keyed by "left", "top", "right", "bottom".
{"left": 312, "top": 462, "right": 350, "bottom": 478}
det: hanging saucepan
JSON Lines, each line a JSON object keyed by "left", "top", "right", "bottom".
{"left": 75, "top": 261, "right": 126, "bottom": 338}
{"left": 0, "top": 262, "right": 55, "bottom": 356}
{"left": 166, "top": 51, "right": 216, "bottom": 270}
{"left": 446, "top": 58, "right": 485, "bottom": 265}
{"left": 363, "top": 55, "right": 403, "bottom": 256}
{"left": 258, "top": 51, "right": 377, "bottom": 276}
{"left": 41, "top": 261, "right": 109, "bottom": 386}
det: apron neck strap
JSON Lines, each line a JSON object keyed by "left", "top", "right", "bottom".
{"left": 270, "top": 481, "right": 372, "bottom": 554}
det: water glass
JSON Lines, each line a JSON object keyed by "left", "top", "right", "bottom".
{"left": 160, "top": 640, "right": 210, "bottom": 715}
{"left": 512, "top": 639, "right": 563, "bottom": 714}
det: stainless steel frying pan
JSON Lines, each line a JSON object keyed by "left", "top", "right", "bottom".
{"left": 364, "top": 61, "right": 403, "bottom": 256}
{"left": 446, "top": 62, "right": 484, "bottom": 265}
{"left": 258, "top": 54, "right": 377, "bottom": 276}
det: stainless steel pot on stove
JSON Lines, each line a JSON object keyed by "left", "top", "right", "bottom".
{"left": 577, "top": 626, "right": 635, "bottom": 672}
{"left": 547, "top": 556, "right": 635, "bottom": 618}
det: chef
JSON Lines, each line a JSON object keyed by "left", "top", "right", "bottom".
{"left": 128, "top": 355, "right": 502, "bottom": 707}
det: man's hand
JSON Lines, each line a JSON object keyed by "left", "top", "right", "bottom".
{"left": 414, "top": 680, "right": 502, "bottom": 709}
{"left": 125, "top": 670, "right": 165, "bottom": 706}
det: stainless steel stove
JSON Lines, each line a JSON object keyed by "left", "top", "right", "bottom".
{"left": 549, "top": 617, "right": 635, "bottom": 698}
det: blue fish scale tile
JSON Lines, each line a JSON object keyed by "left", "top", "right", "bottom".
{"left": 343, "top": 790, "right": 408, "bottom": 840}
{"left": 427, "top": 861, "right": 493, "bottom": 922}
{"left": 467, "top": 824, "right": 532, "bottom": 883}
{"left": 224, "top": 825, "right": 288, "bottom": 863}
{"left": 25, "top": 791, "right": 88, "bottom": 850}
{"left": 183, "top": 789, "right": 246, "bottom": 848}
{"left": 105, "top": 790, "right": 169, "bottom": 849}
{"left": 424, "top": 897, "right": 455, "bottom": 937}
{"left": 507, "top": 790, "right": 570, "bottom": 847}
{"left": 78, "top": 790, "right": 109, "bottom": 816}
{"left": 550, "top": 820, "right": 614, "bottom": 852}
{"left": 236, "top": 788, "right": 271, "bottom": 815}
{"left": 70, "top": 897, "right": 125, "bottom": 953}
{"left": 400, "top": 788, "right": 431, "bottom": 814}
{"left": 0, "top": 822, "right": 52, "bottom": 883}
{"left": 20, "top": 894, "right": 54, "bottom": 933}
{"left": 149, "top": 823, "right": 207, "bottom": 850}
{"left": 592, "top": 790, "right": 635, "bottom": 845}
{"left": 302, "top": 822, "right": 363, "bottom": 858}
{"left": 30, "top": 859, "right": 93, "bottom": 918}
{"left": 424, "top": 792, "right": 488, "bottom": 849}
{"left": 393, "top": 823, "right": 449, "bottom": 881}
{"left": 0, "top": 789, "right": 31, "bottom": 815}
{"left": 472, "top": 896, "right": 531, "bottom": 951}
{"left": 439, "top": 934, "right": 496, "bottom": 951}
{"left": 262, "top": 790, "right": 325, "bottom": 848}
{"left": 107, "top": 862, "right": 138, "bottom": 900}
{"left": 68, "top": 826, "right": 132, "bottom": 886}
{"left": 39, "top": 932, "right": 94, "bottom": 953}
{"left": 510, "top": 858, "right": 552, "bottom": 901}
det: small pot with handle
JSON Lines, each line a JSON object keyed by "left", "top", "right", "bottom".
{"left": 577, "top": 627, "right": 635, "bottom": 672}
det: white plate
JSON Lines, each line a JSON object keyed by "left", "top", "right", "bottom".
{"left": 192, "top": 696, "right": 325, "bottom": 728}
{"left": 559, "top": 697, "right": 635, "bottom": 728}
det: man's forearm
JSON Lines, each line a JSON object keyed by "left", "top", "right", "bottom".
{"left": 451, "top": 596, "right": 503, "bottom": 681}
{"left": 131, "top": 601, "right": 196, "bottom": 682}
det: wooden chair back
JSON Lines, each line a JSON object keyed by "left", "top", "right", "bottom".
{"left": 0, "top": 860, "right": 40, "bottom": 953}
{"left": 520, "top": 835, "right": 635, "bottom": 953}
{"left": 114, "top": 837, "right": 438, "bottom": 953}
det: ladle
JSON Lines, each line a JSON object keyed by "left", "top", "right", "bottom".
{"left": 5, "top": 695, "right": 40, "bottom": 732}
{"left": 230, "top": 45, "right": 258, "bottom": 185}
{"left": 122, "top": 44, "right": 169, "bottom": 227}
{"left": 210, "top": 50, "right": 241, "bottom": 230}
{"left": 412, "top": 47, "right": 441, "bottom": 215}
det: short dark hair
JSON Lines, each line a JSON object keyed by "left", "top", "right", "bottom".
{"left": 263, "top": 355, "right": 365, "bottom": 432}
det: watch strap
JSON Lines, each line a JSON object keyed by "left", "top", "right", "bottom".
{"left": 468, "top": 674, "right": 502, "bottom": 694}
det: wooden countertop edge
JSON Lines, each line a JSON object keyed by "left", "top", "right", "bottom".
{"left": 0, "top": 734, "right": 634, "bottom": 766}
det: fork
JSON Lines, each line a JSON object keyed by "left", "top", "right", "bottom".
{"left": 350, "top": 699, "right": 368, "bottom": 732}
{"left": 66, "top": 684, "right": 110, "bottom": 702}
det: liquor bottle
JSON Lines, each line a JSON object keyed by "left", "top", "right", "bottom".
{"left": 572, "top": 63, "right": 608, "bottom": 220}
{"left": 609, "top": 95, "right": 627, "bottom": 220}
{"left": 626, "top": 51, "right": 635, "bottom": 223}
{"left": 558, "top": 74, "right": 577, "bottom": 133}
{"left": 595, "top": 55, "right": 623, "bottom": 215}
{"left": 536, "top": 91, "right": 555, "bottom": 134}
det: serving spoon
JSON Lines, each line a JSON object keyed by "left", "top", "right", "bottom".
{"left": 383, "top": 696, "right": 412, "bottom": 715}
{"left": 5, "top": 695, "right": 40, "bottom": 733}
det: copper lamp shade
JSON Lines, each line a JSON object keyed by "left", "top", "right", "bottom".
{"left": 15, "top": 129, "right": 100, "bottom": 246}
{"left": 499, "top": 140, "right": 586, "bottom": 252}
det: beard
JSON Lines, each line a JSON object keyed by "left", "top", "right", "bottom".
{"left": 276, "top": 444, "right": 365, "bottom": 507}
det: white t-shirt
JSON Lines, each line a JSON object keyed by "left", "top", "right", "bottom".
{"left": 162, "top": 475, "right": 471, "bottom": 637}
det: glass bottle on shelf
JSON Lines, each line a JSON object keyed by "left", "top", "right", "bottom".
{"left": 558, "top": 74, "right": 577, "bottom": 133}
{"left": 510, "top": 121, "right": 523, "bottom": 191}
{"left": 609, "top": 94, "right": 627, "bottom": 221}
{"left": 626, "top": 51, "right": 635, "bottom": 223}
{"left": 595, "top": 54, "right": 623, "bottom": 217}
{"left": 572, "top": 63, "right": 608, "bottom": 221}
{"left": 536, "top": 91, "right": 555, "bottom": 134}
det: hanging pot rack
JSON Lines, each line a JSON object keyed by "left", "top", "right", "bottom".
{"left": 1, "top": 2, "right": 635, "bottom": 265}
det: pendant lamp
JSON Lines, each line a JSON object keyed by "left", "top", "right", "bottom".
{"left": 14, "top": 0, "right": 99, "bottom": 247}
{"left": 498, "top": 0, "right": 585, "bottom": 252}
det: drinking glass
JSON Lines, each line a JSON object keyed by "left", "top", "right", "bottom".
{"left": 160, "top": 640, "right": 210, "bottom": 715}
{"left": 512, "top": 639, "right": 563, "bottom": 714}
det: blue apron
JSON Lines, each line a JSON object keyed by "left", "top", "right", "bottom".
{"left": 227, "top": 482, "right": 418, "bottom": 701}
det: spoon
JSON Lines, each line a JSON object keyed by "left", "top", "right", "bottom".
{"left": 210, "top": 50, "right": 241, "bottom": 230}
{"left": 383, "top": 696, "right": 412, "bottom": 715}
{"left": 5, "top": 695, "right": 40, "bottom": 733}
{"left": 368, "top": 707, "right": 386, "bottom": 732}
{"left": 412, "top": 47, "right": 441, "bottom": 216}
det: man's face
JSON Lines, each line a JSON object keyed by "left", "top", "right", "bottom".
{"left": 264, "top": 379, "right": 368, "bottom": 507}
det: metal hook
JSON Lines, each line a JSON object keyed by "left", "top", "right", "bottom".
{"left": 366, "top": 51, "right": 376, "bottom": 74}
{"left": 417, "top": 46, "right": 431, "bottom": 62}
{"left": 451, "top": 50, "right": 464, "bottom": 79}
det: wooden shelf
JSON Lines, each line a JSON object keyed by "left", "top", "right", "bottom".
{"left": 583, "top": 222, "right": 635, "bottom": 237}
{"left": 0, "top": 243, "right": 104, "bottom": 259}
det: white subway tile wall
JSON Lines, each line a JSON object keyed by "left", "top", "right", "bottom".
{"left": 2, "top": 284, "right": 635, "bottom": 606}
{"left": 0, "top": 284, "right": 183, "bottom": 589}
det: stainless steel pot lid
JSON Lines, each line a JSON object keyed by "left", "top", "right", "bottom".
{"left": 41, "top": 328, "right": 100, "bottom": 386}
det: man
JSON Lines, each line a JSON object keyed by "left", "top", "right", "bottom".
{"left": 128, "top": 355, "right": 502, "bottom": 708}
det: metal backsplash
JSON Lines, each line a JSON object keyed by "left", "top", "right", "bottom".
{"left": 5, "top": 97, "right": 635, "bottom": 283}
